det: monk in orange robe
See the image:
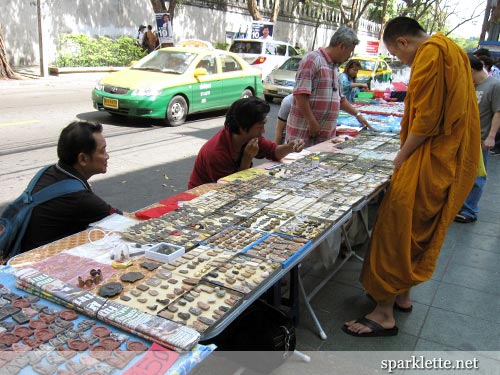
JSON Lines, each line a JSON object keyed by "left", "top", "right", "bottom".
{"left": 343, "top": 17, "right": 481, "bottom": 337}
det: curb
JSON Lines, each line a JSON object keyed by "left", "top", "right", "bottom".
{"left": 48, "top": 66, "right": 125, "bottom": 75}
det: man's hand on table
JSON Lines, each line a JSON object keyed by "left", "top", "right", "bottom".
{"left": 244, "top": 138, "right": 259, "bottom": 158}
{"left": 289, "top": 139, "right": 305, "bottom": 153}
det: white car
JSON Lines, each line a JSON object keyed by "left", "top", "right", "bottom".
{"left": 229, "top": 39, "right": 300, "bottom": 79}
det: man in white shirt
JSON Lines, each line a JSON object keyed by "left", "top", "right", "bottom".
{"left": 259, "top": 26, "right": 273, "bottom": 40}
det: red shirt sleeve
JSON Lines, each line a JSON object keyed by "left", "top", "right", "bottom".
{"left": 256, "top": 137, "right": 278, "bottom": 161}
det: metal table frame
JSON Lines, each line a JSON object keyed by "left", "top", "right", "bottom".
{"left": 298, "top": 184, "right": 389, "bottom": 339}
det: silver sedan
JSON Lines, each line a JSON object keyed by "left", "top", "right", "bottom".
{"left": 263, "top": 56, "right": 303, "bottom": 102}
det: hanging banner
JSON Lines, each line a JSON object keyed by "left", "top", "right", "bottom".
{"left": 250, "top": 22, "right": 274, "bottom": 40}
{"left": 156, "top": 13, "right": 174, "bottom": 45}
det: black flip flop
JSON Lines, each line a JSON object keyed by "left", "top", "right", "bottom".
{"left": 342, "top": 317, "right": 398, "bottom": 337}
{"left": 394, "top": 302, "right": 413, "bottom": 313}
{"left": 454, "top": 214, "right": 476, "bottom": 223}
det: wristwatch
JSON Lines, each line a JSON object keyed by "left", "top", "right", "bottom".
{"left": 355, "top": 112, "right": 362, "bottom": 118}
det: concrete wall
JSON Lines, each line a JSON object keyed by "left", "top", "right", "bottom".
{"left": 1, "top": 0, "right": 380, "bottom": 66}
{"left": 1, "top": 0, "right": 155, "bottom": 66}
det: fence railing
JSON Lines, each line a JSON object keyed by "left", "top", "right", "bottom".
{"left": 182, "top": 0, "right": 381, "bottom": 35}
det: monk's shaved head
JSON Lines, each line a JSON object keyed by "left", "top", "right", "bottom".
{"left": 383, "top": 17, "right": 426, "bottom": 45}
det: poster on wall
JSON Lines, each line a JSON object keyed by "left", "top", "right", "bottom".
{"left": 156, "top": 13, "right": 174, "bottom": 45}
{"left": 251, "top": 22, "right": 274, "bottom": 40}
{"left": 357, "top": 40, "right": 380, "bottom": 55}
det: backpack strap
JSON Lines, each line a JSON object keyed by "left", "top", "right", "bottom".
{"left": 31, "top": 179, "right": 87, "bottom": 206}
{"left": 24, "top": 166, "right": 52, "bottom": 197}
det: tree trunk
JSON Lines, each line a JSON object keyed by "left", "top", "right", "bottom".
{"left": 149, "top": 0, "right": 166, "bottom": 12}
{"left": 150, "top": 0, "right": 178, "bottom": 24}
{"left": 487, "top": 1, "right": 500, "bottom": 41}
{"left": 168, "top": 0, "right": 177, "bottom": 23}
{"left": 271, "top": 0, "right": 280, "bottom": 23}
{"left": 0, "top": 25, "right": 19, "bottom": 80}
{"left": 378, "top": 0, "right": 388, "bottom": 40}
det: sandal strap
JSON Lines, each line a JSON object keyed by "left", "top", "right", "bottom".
{"left": 355, "top": 317, "right": 385, "bottom": 332}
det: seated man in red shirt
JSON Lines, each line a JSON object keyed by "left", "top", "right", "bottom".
{"left": 188, "top": 97, "right": 304, "bottom": 188}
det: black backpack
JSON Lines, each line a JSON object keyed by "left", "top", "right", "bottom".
{"left": 201, "top": 299, "right": 296, "bottom": 374}
{"left": 0, "top": 166, "right": 86, "bottom": 262}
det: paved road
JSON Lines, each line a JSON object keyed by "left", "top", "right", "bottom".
{"left": 0, "top": 73, "right": 282, "bottom": 213}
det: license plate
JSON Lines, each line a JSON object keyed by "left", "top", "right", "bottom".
{"left": 103, "top": 97, "right": 119, "bottom": 109}
{"left": 278, "top": 89, "right": 291, "bottom": 95}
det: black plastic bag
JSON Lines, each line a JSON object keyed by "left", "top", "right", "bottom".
{"left": 201, "top": 299, "right": 296, "bottom": 374}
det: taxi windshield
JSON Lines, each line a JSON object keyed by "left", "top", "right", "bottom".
{"left": 132, "top": 51, "right": 197, "bottom": 74}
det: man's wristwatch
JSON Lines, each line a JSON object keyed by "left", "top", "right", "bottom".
{"left": 355, "top": 112, "right": 362, "bottom": 118}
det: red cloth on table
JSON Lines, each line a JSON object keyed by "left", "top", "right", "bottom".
{"left": 134, "top": 192, "right": 198, "bottom": 219}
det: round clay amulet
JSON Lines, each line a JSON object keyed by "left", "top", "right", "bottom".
{"left": 34, "top": 328, "right": 55, "bottom": 343}
{"left": 0, "top": 333, "right": 20, "bottom": 346}
{"left": 38, "top": 313, "right": 56, "bottom": 324}
{"left": 89, "top": 345, "right": 110, "bottom": 361}
{"left": 67, "top": 339, "right": 89, "bottom": 351}
{"left": 99, "top": 337, "right": 121, "bottom": 351}
{"left": 12, "top": 326, "right": 33, "bottom": 338}
{"left": 29, "top": 319, "right": 47, "bottom": 330}
{"left": 59, "top": 309, "right": 78, "bottom": 321}
{"left": 98, "top": 282, "right": 123, "bottom": 298}
{"left": 23, "top": 337, "right": 41, "bottom": 349}
{"left": 12, "top": 298, "right": 31, "bottom": 309}
{"left": 92, "top": 326, "right": 111, "bottom": 338}
{"left": 126, "top": 340, "right": 148, "bottom": 352}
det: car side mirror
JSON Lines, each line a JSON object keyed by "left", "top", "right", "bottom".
{"left": 194, "top": 68, "right": 208, "bottom": 77}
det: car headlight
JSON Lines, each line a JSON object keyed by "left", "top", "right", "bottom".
{"left": 95, "top": 81, "right": 104, "bottom": 91}
{"left": 131, "top": 87, "right": 163, "bottom": 96}
{"left": 263, "top": 76, "right": 272, "bottom": 84}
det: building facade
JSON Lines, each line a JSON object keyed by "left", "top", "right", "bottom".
{"left": 0, "top": 0, "right": 380, "bottom": 66}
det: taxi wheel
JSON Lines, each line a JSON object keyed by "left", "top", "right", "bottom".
{"left": 240, "top": 89, "right": 253, "bottom": 99}
{"left": 165, "top": 95, "right": 188, "bottom": 127}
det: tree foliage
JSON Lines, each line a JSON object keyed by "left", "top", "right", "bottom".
{"left": 333, "top": 0, "right": 376, "bottom": 30}
{"left": 55, "top": 34, "right": 146, "bottom": 67}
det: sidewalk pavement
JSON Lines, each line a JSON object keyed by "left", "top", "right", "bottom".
{"left": 295, "top": 154, "right": 500, "bottom": 352}
{"left": 1, "top": 65, "right": 113, "bottom": 88}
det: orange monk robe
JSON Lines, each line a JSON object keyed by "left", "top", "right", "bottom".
{"left": 361, "top": 33, "right": 481, "bottom": 303}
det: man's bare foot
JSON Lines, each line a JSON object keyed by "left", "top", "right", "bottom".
{"left": 395, "top": 292, "right": 412, "bottom": 311}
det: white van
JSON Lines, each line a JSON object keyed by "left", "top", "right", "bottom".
{"left": 229, "top": 39, "right": 300, "bottom": 79}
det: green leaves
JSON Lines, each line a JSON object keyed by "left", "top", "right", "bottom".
{"left": 55, "top": 34, "right": 147, "bottom": 67}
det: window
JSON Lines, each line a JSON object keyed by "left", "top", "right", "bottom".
{"left": 276, "top": 44, "right": 287, "bottom": 56}
{"left": 196, "top": 56, "right": 217, "bottom": 74}
{"left": 280, "top": 57, "right": 302, "bottom": 71}
{"left": 230, "top": 41, "right": 262, "bottom": 54}
{"left": 359, "top": 60, "right": 376, "bottom": 72}
{"left": 288, "top": 46, "right": 299, "bottom": 57}
{"left": 265, "top": 43, "right": 278, "bottom": 55}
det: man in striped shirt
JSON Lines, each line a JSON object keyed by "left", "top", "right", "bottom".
{"left": 286, "top": 26, "right": 370, "bottom": 147}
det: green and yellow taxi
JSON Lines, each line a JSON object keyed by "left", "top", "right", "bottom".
{"left": 341, "top": 55, "right": 392, "bottom": 87}
{"left": 92, "top": 47, "right": 263, "bottom": 126}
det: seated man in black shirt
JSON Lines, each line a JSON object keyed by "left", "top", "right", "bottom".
{"left": 21, "top": 120, "right": 122, "bottom": 251}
